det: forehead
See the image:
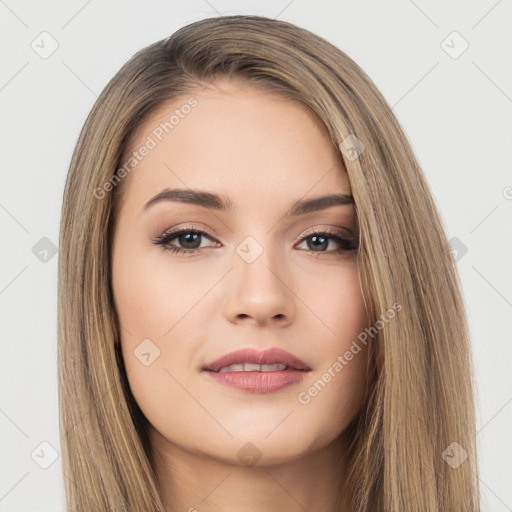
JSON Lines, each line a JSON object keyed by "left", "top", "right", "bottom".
{"left": 119, "top": 80, "right": 351, "bottom": 213}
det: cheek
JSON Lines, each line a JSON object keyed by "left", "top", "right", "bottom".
{"left": 111, "top": 237, "right": 203, "bottom": 342}
{"left": 111, "top": 234, "right": 213, "bottom": 399}
{"left": 111, "top": 247, "right": 198, "bottom": 433}
{"left": 306, "top": 262, "right": 368, "bottom": 346}
{"left": 296, "top": 264, "right": 369, "bottom": 420}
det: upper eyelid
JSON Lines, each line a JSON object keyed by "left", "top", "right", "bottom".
{"left": 301, "top": 225, "right": 356, "bottom": 238}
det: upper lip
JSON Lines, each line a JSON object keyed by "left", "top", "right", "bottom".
{"left": 202, "top": 347, "right": 311, "bottom": 372}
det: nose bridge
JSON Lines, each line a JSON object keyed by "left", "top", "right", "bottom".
{"left": 235, "top": 232, "right": 285, "bottom": 292}
{"left": 224, "top": 231, "right": 295, "bottom": 324}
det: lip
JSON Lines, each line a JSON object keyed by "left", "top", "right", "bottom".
{"left": 204, "top": 369, "right": 308, "bottom": 394}
{"left": 202, "top": 347, "right": 311, "bottom": 372}
{"left": 201, "top": 347, "right": 311, "bottom": 394}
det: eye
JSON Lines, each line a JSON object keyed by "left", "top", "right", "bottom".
{"left": 295, "top": 228, "right": 358, "bottom": 256}
{"left": 151, "top": 225, "right": 358, "bottom": 256}
{"left": 151, "top": 225, "right": 219, "bottom": 255}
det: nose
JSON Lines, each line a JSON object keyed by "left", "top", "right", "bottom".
{"left": 223, "top": 244, "right": 296, "bottom": 327}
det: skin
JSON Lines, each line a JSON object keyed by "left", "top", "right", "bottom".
{"left": 111, "top": 78, "right": 369, "bottom": 512}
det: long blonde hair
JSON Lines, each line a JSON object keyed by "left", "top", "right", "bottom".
{"left": 58, "top": 14, "right": 481, "bottom": 511}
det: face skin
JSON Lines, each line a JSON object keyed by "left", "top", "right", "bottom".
{"left": 111, "top": 78, "right": 369, "bottom": 512}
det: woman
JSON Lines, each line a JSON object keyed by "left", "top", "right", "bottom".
{"left": 57, "top": 14, "right": 481, "bottom": 511}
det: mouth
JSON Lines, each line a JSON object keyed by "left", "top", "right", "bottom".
{"left": 201, "top": 347, "right": 311, "bottom": 394}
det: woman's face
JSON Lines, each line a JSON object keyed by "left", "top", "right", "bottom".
{"left": 111, "top": 79, "right": 369, "bottom": 466}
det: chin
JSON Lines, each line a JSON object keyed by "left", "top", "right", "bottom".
{"left": 204, "top": 425, "right": 324, "bottom": 466}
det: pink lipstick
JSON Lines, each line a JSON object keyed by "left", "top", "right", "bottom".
{"left": 202, "top": 347, "right": 311, "bottom": 394}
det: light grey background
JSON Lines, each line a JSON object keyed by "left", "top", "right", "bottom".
{"left": 1, "top": 1, "right": 511, "bottom": 510}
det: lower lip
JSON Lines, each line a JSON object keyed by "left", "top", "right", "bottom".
{"left": 203, "top": 370, "right": 309, "bottom": 394}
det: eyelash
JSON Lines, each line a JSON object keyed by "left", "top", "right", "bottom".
{"left": 151, "top": 225, "right": 358, "bottom": 257}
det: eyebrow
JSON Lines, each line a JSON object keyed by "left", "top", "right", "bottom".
{"left": 143, "top": 188, "right": 354, "bottom": 216}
